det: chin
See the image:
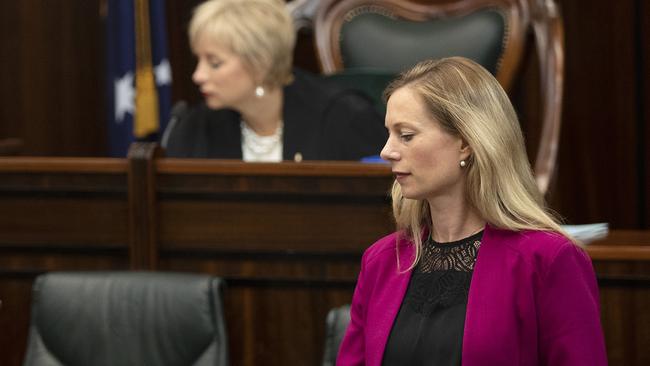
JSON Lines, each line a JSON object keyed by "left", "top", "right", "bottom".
{"left": 205, "top": 101, "right": 224, "bottom": 110}
{"left": 402, "top": 193, "right": 426, "bottom": 201}
{"left": 398, "top": 187, "right": 425, "bottom": 200}
{"left": 204, "top": 97, "right": 227, "bottom": 110}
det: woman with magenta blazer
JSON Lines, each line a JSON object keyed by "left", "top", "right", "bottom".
{"left": 336, "top": 57, "right": 607, "bottom": 366}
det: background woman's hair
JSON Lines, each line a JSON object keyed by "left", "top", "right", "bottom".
{"left": 189, "top": 0, "right": 295, "bottom": 88}
{"left": 383, "top": 57, "right": 572, "bottom": 270}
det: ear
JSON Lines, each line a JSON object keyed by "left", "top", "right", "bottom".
{"left": 460, "top": 139, "right": 472, "bottom": 160}
{"left": 251, "top": 71, "right": 264, "bottom": 87}
{"left": 241, "top": 59, "right": 266, "bottom": 87}
{"left": 250, "top": 63, "right": 271, "bottom": 88}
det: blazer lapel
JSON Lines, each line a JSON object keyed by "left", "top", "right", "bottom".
{"left": 282, "top": 91, "right": 311, "bottom": 161}
{"left": 462, "top": 225, "right": 520, "bottom": 366}
{"left": 282, "top": 72, "right": 325, "bottom": 161}
{"left": 368, "top": 241, "right": 415, "bottom": 366}
{"left": 205, "top": 109, "right": 242, "bottom": 159}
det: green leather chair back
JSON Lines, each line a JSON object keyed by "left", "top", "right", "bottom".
{"left": 315, "top": 2, "right": 513, "bottom": 116}
{"left": 340, "top": 9, "right": 505, "bottom": 75}
{"left": 321, "top": 70, "right": 395, "bottom": 115}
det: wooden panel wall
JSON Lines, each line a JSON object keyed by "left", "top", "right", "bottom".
{"left": 548, "top": 0, "right": 645, "bottom": 229}
{"left": 641, "top": 0, "right": 650, "bottom": 229}
{"left": 0, "top": 0, "right": 107, "bottom": 156}
{"left": 0, "top": 158, "right": 130, "bottom": 365}
{"left": 165, "top": 0, "right": 204, "bottom": 106}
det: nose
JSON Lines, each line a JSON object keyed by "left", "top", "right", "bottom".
{"left": 380, "top": 138, "right": 400, "bottom": 161}
{"left": 192, "top": 61, "right": 207, "bottom": 86}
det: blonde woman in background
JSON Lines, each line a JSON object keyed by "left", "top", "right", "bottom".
{"left": 337, "top": 57, "right": 607, "bottom": 366}
{"left": 164, "top": 0, "right": 386, "bottom": 161}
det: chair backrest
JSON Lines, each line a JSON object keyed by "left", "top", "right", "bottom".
{"left": 23, "top": 271, "right": 229, "bottom": 366}
{"left": 321, "top": 304, "right": 351, "bottom": 366}
{"left": 307, "top": 0, "right": 564, "bottom": 194}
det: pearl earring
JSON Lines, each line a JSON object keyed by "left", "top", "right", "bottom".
{"left": 255, "top": 86, "right": 265, "bottom": 98}
{"left": 460, "top": 160, "right": 467, "bottom": 167}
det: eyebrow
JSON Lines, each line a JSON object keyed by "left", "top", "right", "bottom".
{"left": 385, "top": 121, "right": 417, "bottom": 129}
{"left": 197, "top": 49, "right": 220, "bottom": 58}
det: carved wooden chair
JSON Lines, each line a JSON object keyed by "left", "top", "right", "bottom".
{"left": 291, "top": 0, "right": 564, "bottom": 194}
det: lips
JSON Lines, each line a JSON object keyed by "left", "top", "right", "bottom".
{"left": 393, "top": 172, "right": 410, "bottom": 181}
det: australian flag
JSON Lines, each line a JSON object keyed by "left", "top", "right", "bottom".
{"left": 105, "top": 0, "right": 172, "bottom": 157}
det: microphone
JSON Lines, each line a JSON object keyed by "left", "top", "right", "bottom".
{"left": 161, "top": 101, "right": 188, "bottom": 148}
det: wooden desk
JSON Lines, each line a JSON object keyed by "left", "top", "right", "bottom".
{"left": 0, "top": 147, "right": 393, "bottom": 366}
{"left": 588, "top": 230, "right": 650, "bottom": 261}
{"left": 586, "top": 231, "right": 650, "bottom": 365}
{"left": 0, "top": 145, "right": 648, "bottom": 366}
{"left": 152, "top": 156, "right": 393, "bottom": 365}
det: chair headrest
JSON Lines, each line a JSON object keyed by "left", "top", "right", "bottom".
{"left": 340, "top": 9, "right": 505, "bottom": 75}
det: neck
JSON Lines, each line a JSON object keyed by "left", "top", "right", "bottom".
{"left": 427, "top": 193, "right": 485, "bottom": 243}
{"left": 238, "top": 87, "right": 283, "bottom": 136}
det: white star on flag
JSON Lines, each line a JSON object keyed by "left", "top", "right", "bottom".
{"left": 114, "top": 71, "right": 135, "bottom": 124}
{"left": 155, "top": 58, "right": 172, "bottom": 86}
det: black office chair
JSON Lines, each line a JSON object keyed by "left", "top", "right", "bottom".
{"left": 322, "top": 304, "right": 351, "bottom": 366}
{"left": 306, "top": 0, "right": 564, "bottom": 194}
{"left": 23, "top": 271, "right": 229, "bottom": 366}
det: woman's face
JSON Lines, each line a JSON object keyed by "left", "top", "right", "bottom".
{"left": 192, "top": 33, "right": 258, "bottom": 110}
{"left": 380, "top": 87, "right": 470, "bottom": 202}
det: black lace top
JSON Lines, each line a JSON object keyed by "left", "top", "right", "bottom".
{"left": 382, "top": 230, "right": 483, "bottom": 366}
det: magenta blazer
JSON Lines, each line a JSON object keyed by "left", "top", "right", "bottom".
{"left": 337, "top": 225, "right": 608, "bottom": 366}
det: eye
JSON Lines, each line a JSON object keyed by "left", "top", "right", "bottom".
{"left": 200, "top": 55, "right": 223, "bottom": 69}
{"left": 400, "top": 133, "right": 414, "bottom": 142}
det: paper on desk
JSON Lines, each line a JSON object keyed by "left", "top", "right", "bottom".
{"left": 561, "top": 223, "right": 609, "bottom": 244}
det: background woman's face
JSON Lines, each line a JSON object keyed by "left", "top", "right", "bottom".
{"left": 380, "top": 87, "right": 469, "bottom": 202}
{"left": 191, "top": 34, "right": 257, "bottom": 110}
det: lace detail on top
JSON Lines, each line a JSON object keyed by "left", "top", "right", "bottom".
{"left": 241, "top": 120, "right": 283, "bottom": 162}
{"left": 404, "top": 231, "right": 482, "bottom": 317}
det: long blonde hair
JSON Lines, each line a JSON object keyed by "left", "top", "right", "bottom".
{"left": 384, "top": 57, "right": 570, "bottom": 270}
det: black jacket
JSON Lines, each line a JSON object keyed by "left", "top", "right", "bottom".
{"left": 164, "top": 69, "right": 387, "bottom": 161}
